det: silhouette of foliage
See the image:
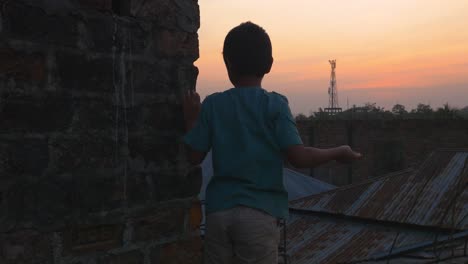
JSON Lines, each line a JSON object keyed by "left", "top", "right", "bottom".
{"left": 458, "top": 106, "right": 468, "bottom": 119}
{"left": 412, "top": 103, "right": 433, "bottom": 114}
{"left": 295, "top": 113, "right": 308, "bottom": 121}
{"left": 301, "top": 103, "right": 468, "bottom": 120}
{"left": 392, "top": 104, "right": 407, "bottom": 116}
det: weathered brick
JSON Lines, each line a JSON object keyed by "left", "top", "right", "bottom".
{"left": 126, "top": 103, "right": 184, "bottom": 135}
{"left": 176, "top": 65, "right": 198, "bottom": 92}
{"left": 77, "top": 0, "right": 113, "bottom": 11}
{"left": 130, "top": 0, "right": 200, "bottom": 33}
{"left": 2, "top": 1, "right": 78, "bottom": 47}
{"left": 127, "top": 134, "right": 179, "bottom": 167}
{"left": 131, "top": 204, "right": 186, "bottom": 242}
{"left": 56, "top": 51, "right": 114, "bottom": 93}
{"left": 1, "top": 168, "right": 126, "bottom": 229}
{"left": 70, "top": 97, "right": 115, "bottom": 133}
{"left": 130, "top": 0, "right": 177, "bottom": 28}
{"left": 80, "top": 14, "right": 116, "bottom": 53}
{"left": 48, "top": 133, "right": 116, "bottom": 173}
{"left": 0, "top": 138, "right": 49, "bottom": 176}
{"left": 127, "top": 132, "right": 202, "bottom": 201}
{"left": 126, "top": 170, "right": 153, "bottom": 206}
{"left": 0, "top": 230, "right": 53, "bottom": 264}
{"left": 123, "top": 19, "right": 149, "bottom": 53}
{"left": 45, "top": 132, "right": 128, "bottom": 214}
{"left": 125, "top": 164, "right": 199, "bottom": 205}
{"left": 153, "top": 30, "right": 198, "bottom": 59}
{"left": 110, "top": 0, "right": 131, "bottom": 16}
{"left": 64, "top": 224, "right": 123, "bottom": 254}
{"left": 173, "top": 0, "right": 200, "bottom": 33}
{"left": 0, "top": 46, "right": 46, "bottom": 86}
{"left": 2, "top": 178, "right": 72, "bottom": 228}
{"left": 99, "top": 250, "right": 143, "bottom": 264}
{"left": 0, "top": 94, "right": 74, "bottom": 133}
{"left": 81, "top": 13, "right": 149, "bottom": 54}
{"left": 69, "top": 169, "right": 126, "bottom": 214}
{"left": 0, "top": 0, "right": 202, "bottom": 262}
{"left": 130, "top": 59, "right": 176, "bottom": 93}
{"left": 151, "top": 237, "right": 203, "bottom": 264}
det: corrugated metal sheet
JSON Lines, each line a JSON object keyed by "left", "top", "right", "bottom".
{"left": 283, "top": 168, "right": 335, "bottom": 200}
{"left": 286, "top": 150, "right": 468, "bottom": 263}
{"left": 285, "top": 214, "right": 464, "bottom": 264}
{"left": 290, "top": 150, "right": 468, "bottom": 229}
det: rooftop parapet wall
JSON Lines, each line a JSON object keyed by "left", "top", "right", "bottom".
{"left": 0, "top": 0, "right": 202, "bottom": 263}
{"left": 296, "top": 119, "right": 468, "bottom": 185}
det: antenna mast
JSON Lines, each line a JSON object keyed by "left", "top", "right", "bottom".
{"left": 324, "top": 59, "right": 342, "bottom": 114}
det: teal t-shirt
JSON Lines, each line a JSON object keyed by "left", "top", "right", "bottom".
{"left": 183, "top": 86, "right": 303, "bottom": 218}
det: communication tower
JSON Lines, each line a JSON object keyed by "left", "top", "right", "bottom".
{"left": 324, "top": 59, "right": 342, "bottom": 114}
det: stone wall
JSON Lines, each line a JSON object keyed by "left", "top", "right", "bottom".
{"left": 297, "top": 120, "right": 468, "bottom": 185}
{"left": 0, "top": 0, "right": 202, "bottom": 263}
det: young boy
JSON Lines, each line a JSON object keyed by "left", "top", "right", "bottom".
{"left": 183, "top": 22, "right": 361, "bottom": 264}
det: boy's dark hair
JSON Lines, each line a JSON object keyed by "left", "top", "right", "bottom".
{"left": 223, "top": 22, "right": 272, "bottom": 77}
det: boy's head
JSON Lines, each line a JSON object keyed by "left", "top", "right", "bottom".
{"left": 223, "top": 22, "right": 273, "bottom": 82}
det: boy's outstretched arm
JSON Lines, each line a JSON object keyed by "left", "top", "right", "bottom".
{"left": 183, "top": 90, "right": 208, "bottom": 165}
{"left": 285, "top": 145, "right": 362, "bottom": 169}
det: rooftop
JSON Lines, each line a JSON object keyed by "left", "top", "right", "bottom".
{"left": 285, "top": 149, "right": 468, "bottom": 263}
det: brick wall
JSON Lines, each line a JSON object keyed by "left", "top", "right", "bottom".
{"left": 0, "top": 0, "right": 202, "bottom": 263}
{"left": 297, "top": 120, "right": 468, "bottom": 185}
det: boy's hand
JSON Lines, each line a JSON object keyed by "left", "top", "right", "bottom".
{"left": 183, "top": 90, "right": 201, "bottom": 131}
{"left": 336, "top": 145, "right": 362, "bottom": 163}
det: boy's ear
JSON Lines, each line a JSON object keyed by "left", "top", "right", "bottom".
{"left": 264, "top": 57, "right": 273, "bottom": 74}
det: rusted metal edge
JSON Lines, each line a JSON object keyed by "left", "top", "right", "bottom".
{"left": 435, "top": 148, "right": 468, "bottom": 152}
{"left": 288, "top": 207, "right": 465, "bottom": 234}
{"left": 368, "top": 230, "right": 468, "bottom": 261}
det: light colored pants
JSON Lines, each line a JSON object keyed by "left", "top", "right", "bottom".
{"left": 204, "top": 206, "right": 280, "bottom": 264}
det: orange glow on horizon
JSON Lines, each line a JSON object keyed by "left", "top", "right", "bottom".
{"left": 196, "top": 0, "right": 468, "bottom": 112}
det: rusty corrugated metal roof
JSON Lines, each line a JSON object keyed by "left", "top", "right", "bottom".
{"left": 285, "top": 214, "right": 468, "bottom": 264}
{"left": 290, "top": 150, "right": 468, "bottom": 229}
{"left": 285, "top": 150, "right": 468, "bottom": 263}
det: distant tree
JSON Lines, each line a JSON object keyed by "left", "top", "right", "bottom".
{"left": 295, "top": 113, "right": 308, "bottom": 121}
{"left": 391, "top": 104, "right": 408, "bottom": 116}
{"left": 435, "top": 103, "right": 459, "bottom": 119}
{"left": 458, "top": 106, "right": 468, "bottom": 119}
{"left": 338, "top": 103, "right": 392, "bottom": 120}
{"left": 412, "top": 103, "right": 433, "bottom": 114}
{"left": 363, "top": 102, "right": 385, "bottom": 113}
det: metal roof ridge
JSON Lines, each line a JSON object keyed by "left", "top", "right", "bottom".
{"left": 288, "top": 207, "right": 466, "bottom": 233}
{"left": 289, "top": 148, "right": 467, "bottom": 205}
{"left": 366, "top": 229, "right": 468, "bottom": 262}
{"left": 435, "top": 148, "right": 468, "bottom": 152}
{"left": 289, "top": 168, "right": 415, "bottom": 204}
{"left": 283, "top": 167, "right": 336, "bottom": 188}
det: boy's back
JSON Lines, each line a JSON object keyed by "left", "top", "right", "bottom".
{"left": 185, "top": 86, "right": 302, "bottom": 218}
{"left": 182, "top": 21, "right": 361, "bottom": 264}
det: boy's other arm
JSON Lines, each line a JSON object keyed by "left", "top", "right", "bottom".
{"left": 183, "top": 90, "right": 208, "bottom": 165}
{"left": 285, "top": 145, "right": 362, "bottom": 169}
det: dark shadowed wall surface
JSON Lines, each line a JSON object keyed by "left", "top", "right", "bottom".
{"left": 297, "top": 120, "right": 468, "bottom": 186}
{"left": 0, "top": 0, "right": 203, "bottom": 263}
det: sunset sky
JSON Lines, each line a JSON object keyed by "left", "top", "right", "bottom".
{"left": 195, "top": 0, "right": 468, "bottom": 115}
